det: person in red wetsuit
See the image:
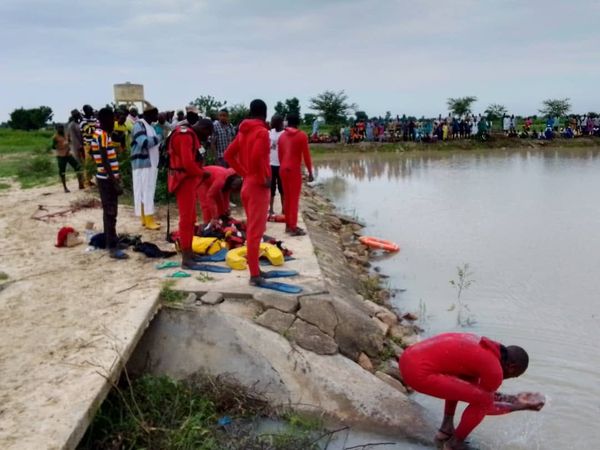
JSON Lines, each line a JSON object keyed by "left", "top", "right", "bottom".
{"left": 278, "top": 113, "right": 314, "bottom": 236}
{"left": 197, "top": 165, "right": 242, "bottom": 226}
{"left": 224, "top": 99, "right": 271, "bottom": 286}
{"left": 399, "top": 333, "right": 544, "bottom": 450}
{"left": 168, "top": 118, "right": 213, "bottom": 269}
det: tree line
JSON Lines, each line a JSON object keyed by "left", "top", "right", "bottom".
{"left": 4, "top": 93, "right": 592, "bottom": 131}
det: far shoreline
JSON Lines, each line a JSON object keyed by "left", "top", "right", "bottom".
{"left": 310, "top": 135, "right": 600, "bottom": 155}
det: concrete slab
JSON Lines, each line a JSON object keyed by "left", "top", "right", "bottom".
{"left": 0, "top": 184, "right": 324, "bottom": 450}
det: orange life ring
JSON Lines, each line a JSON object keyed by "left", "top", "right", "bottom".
{"left": 359, "top": 236, "right": 400, "bottom": 252}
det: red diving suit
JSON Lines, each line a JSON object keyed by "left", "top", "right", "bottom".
{"left": 224, "top": 119, "right": 270, "bottom": 278}
{"left": 197, "top": 165, "right": 236, "bottom": 224}
{"left": 400, "top": 333, "right": 513, "bottom": 441}
{"left": 277, "top": 127, "right": 313, "bottom": 231}
{"left": 168, "top": 124, "right": 204, "bottom": 252}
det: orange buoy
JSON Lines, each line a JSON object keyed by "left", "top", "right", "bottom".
{"left": 359, "top": 236, "right": 400, "bottom": 252}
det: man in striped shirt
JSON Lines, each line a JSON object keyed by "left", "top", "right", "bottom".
{"left": 92, "top": 107, "right": 128, "bottom": 259}
{"left": 80, "top": 104, "right": 98, "bottom": 187}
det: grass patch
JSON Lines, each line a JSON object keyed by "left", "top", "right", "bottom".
{"left": 79, "top": 374, "right": 324, "bottom": 450}
{"left": 357, "top": 275, "right": 382, "bottom": 303}
{"left": 197, "top": 273, "right": 215, "bottom": 283}
{"left": 159, "top": 281, "right": 187, "bottom": 305}
{"left": 0, "top": 272, "right": 9, "bottom": 281}
{"left": 0, "top": 182, "right": 11, "bottom": 190}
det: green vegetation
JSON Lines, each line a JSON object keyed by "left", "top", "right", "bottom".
{"left": 447, "top": 96, "right": 478, "bottom": 117}
{"left": 449, "top": 263, "right": 475, "bottom": 327}
{"left": 309, "top": 90, "right": 356, "bottom": 124}
{"left": 0, "top": 128, "right": 57, "bottom": 188}
{"left": 8, "top": 106, "right": 53, "bottom": 130}
{"left": 539, "top": 98, "right": 571, "bottom": 118}
{"left": 79, "top": 374, "right": 324, "bottom": 450}
{"left": 159, "top": 281, "right": 187, "bottom": 305}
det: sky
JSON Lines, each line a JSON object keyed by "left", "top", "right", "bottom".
{"left": 1, "top": 0, "right": 599, "bottom": 122}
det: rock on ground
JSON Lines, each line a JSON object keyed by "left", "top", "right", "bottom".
{"left": 288, "top": 318, "right": 338, "bottom": 355}
{"left": 254, "top": 309, "right": 295, "bottom": 335}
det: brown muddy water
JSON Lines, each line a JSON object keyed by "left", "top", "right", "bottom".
{"left": 315, "top": 148, "right": 600, "bottom": 450}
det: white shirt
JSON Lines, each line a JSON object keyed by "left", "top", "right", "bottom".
{"left": 269, "top": 129, "right": 284, "bottom": 166}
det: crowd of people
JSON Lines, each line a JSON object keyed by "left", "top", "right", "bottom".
{"left": 56, "top": 100, "right": 313, "bottom": 283}
{"left": 307, "top": 113, "right": 600, "bottom": 145}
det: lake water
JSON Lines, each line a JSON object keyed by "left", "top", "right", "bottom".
{"left": 315, "top": 148, "right": 600, "bottom": 450}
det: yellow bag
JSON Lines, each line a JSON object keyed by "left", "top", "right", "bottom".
{"left": 192, "top": 237, "right": 225, "bottom": 255}
{"left": 226, "top": 243, "right": 284, "bottom": 270}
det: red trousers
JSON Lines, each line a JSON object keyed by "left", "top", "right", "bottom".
{"left": 175, "top": 177, "right": 199, "bottom": 252}
{"left": 196, "top": 182, "right": 214, "bottom": 224}
{"left": 400, "top": 355, "right": 501, "bottom": 440}
{"left": 241, "top": 181, "right": 270, "bottom": 277}
{"left": 281, "top": 167, "right": 301, "bottom": 230}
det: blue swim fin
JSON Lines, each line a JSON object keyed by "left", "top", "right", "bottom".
{"left": 184, "top": 263, "right": 232, "bottom": 273}
{"left": 259, "top": 255, "right": 296, "bottom": 266}
{"left": 194, "top": 248, "right": 227, "bottom": 262}
{"left": 262, "top": 270, "right": 299, "bottom": 279}
{"left": 256, "top": 281, "right": 303, "bottom": 294}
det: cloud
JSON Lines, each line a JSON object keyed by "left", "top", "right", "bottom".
{"left": 1, "top": 0, "right": 599, "bottom": 121}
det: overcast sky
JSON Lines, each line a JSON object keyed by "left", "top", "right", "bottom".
{"left": 1, "top": 0, "right": 599, "bottom": 122}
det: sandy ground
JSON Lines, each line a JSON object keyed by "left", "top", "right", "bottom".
{"left": 0, "top": 181, "right": 319, "bottom": 450}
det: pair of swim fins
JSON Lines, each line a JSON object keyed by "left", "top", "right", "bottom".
{"left": 254, "top": 270, "right": 302, "bottom": 294}
{"left": 194, "top": 248, "right": 227, "bottom": 263}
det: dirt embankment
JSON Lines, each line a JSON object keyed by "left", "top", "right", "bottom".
{"left": 301, "top": 184, "right": 420, "bottom": 382}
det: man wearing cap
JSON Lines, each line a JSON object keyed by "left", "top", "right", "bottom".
{"left": 131, "top": 104, "right": 163, "bottom": 230}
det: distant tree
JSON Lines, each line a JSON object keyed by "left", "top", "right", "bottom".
{"left": 309, "top": 90, "right": 356, "bottom": 124}
{"left": 539, "top": 98, "right": 571, "bottom": 118}
{"left": 229, "top": 104, "right": 249, "bottom": 126}
{"left": 484, "top": 104, "right": 507, "bottom": 121}
{"left": 588, "top": 112, "right": 599, "bottom": 119}
{"left": 274, "top": 101, "right": 287, "bottom": 117}
{"left": 284, "top": 97, "right": 301, "bottom": 118}
{"left": 190, "top": 95, "right": 227, "bottom": 118}
{"left": 384, "top": 111, "right": 392, "bottom": 122}
{"left": 355, "top": 111, "right": 368, "bottom": 122}
{"left": 8, "top": 106, "right": 53, "bottom": 130}
{"left": 447, "top": 96, "right": 477, "bottom": 117}
{"left": 303, "top": 113, "right": 317, "bottom": 125}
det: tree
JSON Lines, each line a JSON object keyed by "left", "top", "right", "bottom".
{"left": 303, "top": 113, "right": 317, "bottom": 125}
{"left": 8, "top": 106, "right": 53, "bottom": 130}
{"left": 538, "top": 98, "right": 571, "bottom": 118}
{"left": 355, "top": 111, "right": 368, "bottom": 122}
{"left": 229, "top": 104, "right": 249, "bottom": 126}
{"left": 284, "top": 97, "right": 301, "bottom": 118}
{"left": 309, "top": 90, "right": 356, "bottom": 124}
{"left": 274, "top": 101, "right": 287, "bottom": 117}
{"left": 447, "top": 96, "right": 477, "bottom": 117}
{"left": 273, "top": 97, "right": 301, "bottom": 120}
{"left": 484, "top": 104, "right": 507, "bottom": 121}
{"left": 190, "top": 95, "right": 227, "bottom": 118}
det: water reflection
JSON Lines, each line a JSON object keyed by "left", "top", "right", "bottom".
{"left": 315, "top": 148, "right": 600, "bottom": 450}
{"left": 314, "top": 148, "right": 600, "bottom": 182}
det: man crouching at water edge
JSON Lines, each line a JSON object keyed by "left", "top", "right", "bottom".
{"left": 399, "top": 333, "right": 545, "bottom": 450}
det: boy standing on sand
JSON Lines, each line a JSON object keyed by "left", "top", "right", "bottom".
{"left": 52, "top": 124, "right": 83, "bottom": 192}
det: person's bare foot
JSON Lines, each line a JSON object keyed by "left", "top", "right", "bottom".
{"left": 434, "top": 429, "right": 453, "bottom": 446}
{"left": 443, "top": 437, "right": 474, "bottom": 450}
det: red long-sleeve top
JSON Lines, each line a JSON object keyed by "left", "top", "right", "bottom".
{"left": 278, "top": 127, "right": 313, "bottom": 173}
{"left": 224, "top": 119, "right": 270, "bottom": 185}
{"left": 201, "top": 166, "right": 236, "bottom": 218}
{"left": 402, "top": 332, "right": 510, "bottom": 413}
{"left": 168, "top": 125, "right": 204, "bottom": 193}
